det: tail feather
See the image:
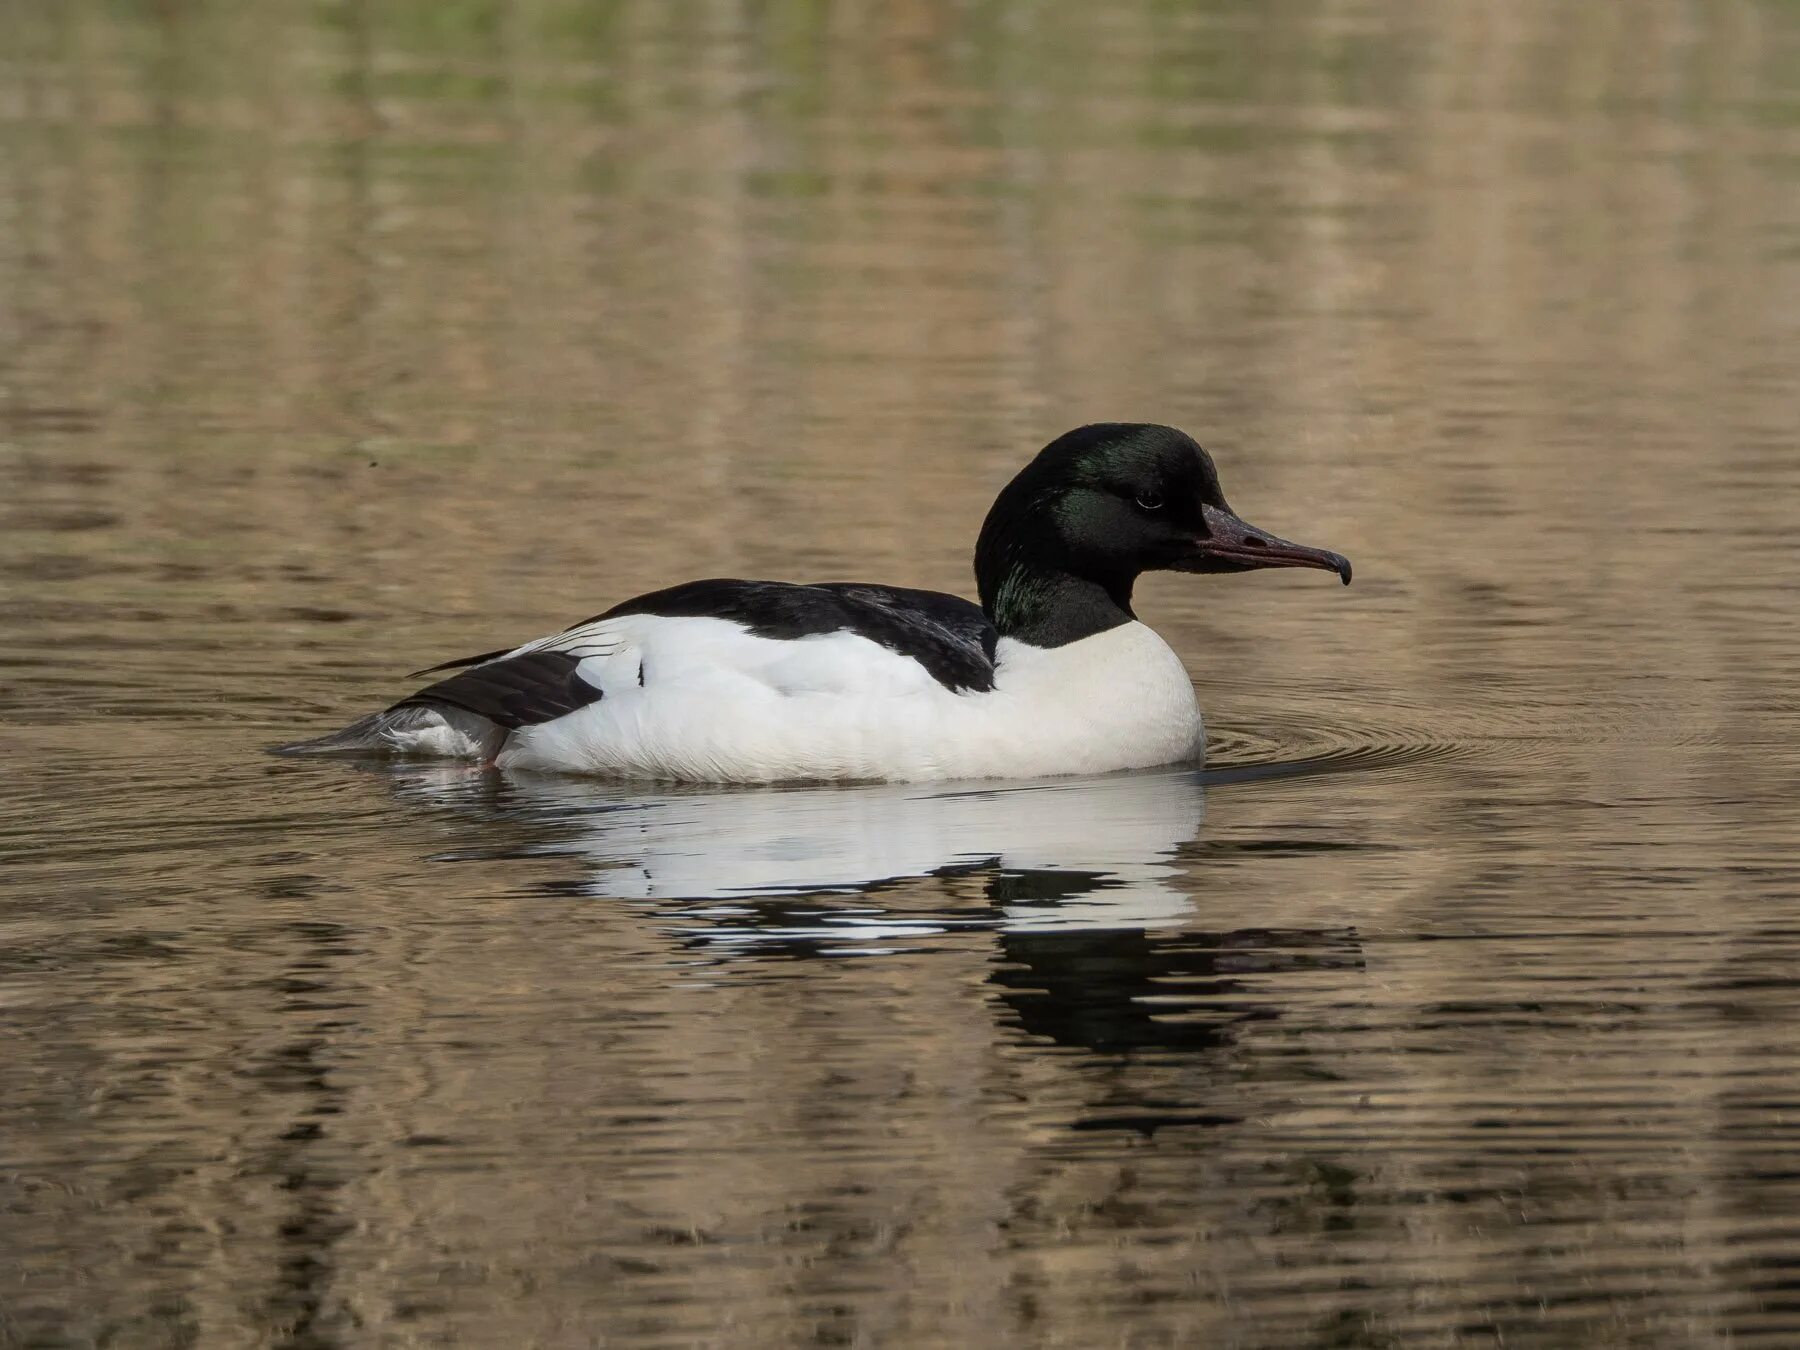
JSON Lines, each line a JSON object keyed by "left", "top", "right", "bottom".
{"left": 272, "top": 704, "right": 505, "bottom": 760}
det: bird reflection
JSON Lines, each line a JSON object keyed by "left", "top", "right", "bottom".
{"left": 389, "top": 763, "right": 1365, "bottom": 1099}
{"left": 995, "top": 923, "right": 1359, "bottom": 1055}
{"left": 405, "top": 765, "right": 1211, "bottom": 930}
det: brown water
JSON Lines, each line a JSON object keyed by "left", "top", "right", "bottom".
{"left": 5, "top": 3, "right": 1800, "bottom": 1347}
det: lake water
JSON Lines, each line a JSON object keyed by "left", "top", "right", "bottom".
{"left": 5, "top": 3, "right": 1800, "bottom": 1346}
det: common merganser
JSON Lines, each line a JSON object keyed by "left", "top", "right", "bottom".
{"left": 277, "top": 423, "right": 1351, "bottom": 781}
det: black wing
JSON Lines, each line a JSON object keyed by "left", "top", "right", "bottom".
{"left": 393, "top": 649, "right": 604, "bottom": 729}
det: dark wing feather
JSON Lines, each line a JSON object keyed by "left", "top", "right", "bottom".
{"left": 815, "top": 583, "right": 998, "bottom": 693}
{"left": 394, "top": 649, "right": 603, "bottom": 729}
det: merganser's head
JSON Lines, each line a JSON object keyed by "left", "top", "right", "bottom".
{"left": 976, "top": 423, "right": 1350, "bottom": 643}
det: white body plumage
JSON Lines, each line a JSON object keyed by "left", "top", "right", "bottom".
{"left": 388, "top": 615, "right": 1203, "bottom": 783}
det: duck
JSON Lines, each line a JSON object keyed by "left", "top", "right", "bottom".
{"left": 277, "top": 423, "right": 1351, "bottom": 782}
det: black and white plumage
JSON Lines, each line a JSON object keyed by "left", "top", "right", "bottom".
{"left": 278, "top": 424, "right": 1351, "bottom": 782}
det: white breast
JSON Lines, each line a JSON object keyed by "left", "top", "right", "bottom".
{"left": 495, "top": 617, "right": 1203, "bottom": 783}
{"left": 930, "top": 623, "right": 1205, "bottom": 780}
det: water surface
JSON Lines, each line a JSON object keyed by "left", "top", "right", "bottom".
{"left": 5, "top": 2, "right": 1800, "bottom": 1346}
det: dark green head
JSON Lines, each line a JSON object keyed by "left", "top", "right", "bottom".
{"left": 975, "top": 423, "right": 1351, "bottom": 646}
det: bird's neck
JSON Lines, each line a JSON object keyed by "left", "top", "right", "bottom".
{"left": 979, "top": 560, "right": 1136, "bottom": 648}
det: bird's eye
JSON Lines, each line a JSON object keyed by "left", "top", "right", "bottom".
{"left": 1135, "top": 491, "right": 1164, "bottom": 512}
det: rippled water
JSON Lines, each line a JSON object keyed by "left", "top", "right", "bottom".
{"left": 6, "top": 2, "right": 1800, "bottom": 1346}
